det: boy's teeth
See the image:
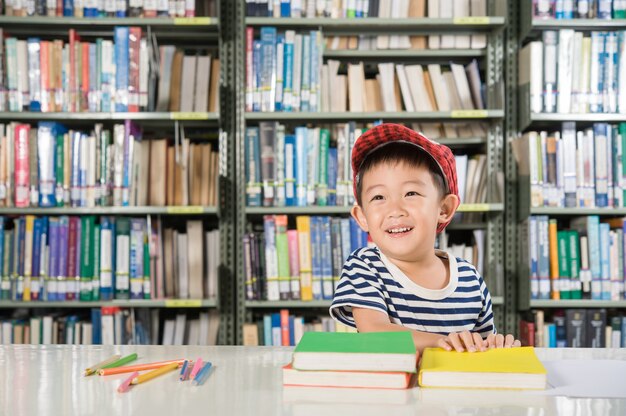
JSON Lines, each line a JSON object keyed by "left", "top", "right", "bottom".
{"left": 388, "top": 227, "right": 411, "bottom": 233}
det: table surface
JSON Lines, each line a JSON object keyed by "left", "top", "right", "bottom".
{"left": 1, "top": 345, "right": 626, "bottom": 416}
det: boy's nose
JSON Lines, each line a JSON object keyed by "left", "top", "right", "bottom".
{"left": 386, "top": 200, "right": 408, "bottom": 217}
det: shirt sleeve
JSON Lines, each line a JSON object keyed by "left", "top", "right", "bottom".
{"left": 329, "top": 250, "right": 388, "bottom": 329}
{"left": 473, "top": 273, "right": 496, "bottom": 337}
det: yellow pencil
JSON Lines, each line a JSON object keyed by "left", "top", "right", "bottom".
{"left": 84, "top": 354, "right": 122, "bottom": 376}
{"left": 131, "top": 362, "right": 179, "bottom": 385}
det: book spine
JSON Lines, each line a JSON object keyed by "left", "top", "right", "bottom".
{"left": 245, "top": 127, "right": 262, "bottom": 207}
{"left": 0, "top": 218, "right": 7, "bottom": 300}
{"left": 263, "top": 215, "right": 279, "bottom": 301}
{"left": 115, "top": 217, "right": 130, "bottom": 299}
{"left": 114, "top": 27, "right": 129, "bottom": 112}
{"left": 38, "top": 123, "right": 58, "bottom": 207}
{"left": 284, "top": 134, "right": 296, "bottom": 206}
{"left": 99, "top": 216, "right": 115, "bottom": 301}
{"left": 31, "top": 218, "right": 43, "bottom": 301}
{"left": 92, "top": 223, "right": 100, "bottom": 300}
{"left": 295, "top": 127, "right": 307, "bottom": 206}
{"left": 14, "top": 124, "right": 30, "bottom": 208}
{"left": 282, "top": 30, "right": 294, "bottom": 112}
{"left": 296, "top": 215, "right": 312, "bottom": 301}
{"left": 79, "top": 215, "right": 94, "bottom": 301}
{"left": 129, "top": 218, "right": 144, "bottom": 300}
{"left": 316, "top": 128, "right": 329, "bottom": 206}
{"left": 275, "top": 215, "right": 290, "bottom": 301}
{"left": 287, "top": 229, "right": 300, "bottom": 300}
{"left": 320, "top": 216, "right": 333, "bottom": 300}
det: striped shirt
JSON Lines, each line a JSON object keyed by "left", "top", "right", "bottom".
{"left": 329, "top": 247, "right": 496, "bottom": 337}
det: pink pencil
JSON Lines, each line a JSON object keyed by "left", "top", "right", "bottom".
{"left": 118, "top": 371, "right": 139, "bottom": 393}
{"left": 189, "top": 358, "right": 203, "bottom": 380}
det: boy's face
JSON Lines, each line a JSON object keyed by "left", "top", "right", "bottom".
{"left": 351, "top": 161, "right": 458, "bottom": 263}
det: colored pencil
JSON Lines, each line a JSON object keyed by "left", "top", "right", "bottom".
{"left": 84, "top": 354, "right": 122, "bottom": 376}
{"left": 98, "top": 359, "right": 187, "bottom": 376}
{"left": 100, "top": 353, "right": 138, "bottom": 370}
{"left": 192, "top": 362, "right": 213, "bottom": 386}
{"left": 179, "top": 360, "right": 190, "bottom": 381}
{"left": 117, "top": 371, "right": 139, "bottom": 393}
{"left": 189, "top": 358, "right": 203, "bottom": 380}
{"left": 131, "top": 362, "right": 179, "bottom": 385}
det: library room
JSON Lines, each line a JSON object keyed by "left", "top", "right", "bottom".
{"left": 0, "top": 0, "right": 625, "bottom": 415}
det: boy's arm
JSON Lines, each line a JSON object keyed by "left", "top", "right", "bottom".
{"left": 352, "top": 307, "right": 448, "bottom": 352}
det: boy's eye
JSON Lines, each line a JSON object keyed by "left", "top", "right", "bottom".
{"left": 370, "top": 195, "right": 384, "bottom": 201}
{"left": 406, "top": 191, "right": 420, "bottom": 197}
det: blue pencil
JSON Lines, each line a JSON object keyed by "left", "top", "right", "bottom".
{"left": 179, "top": 360, "right": 190, "bottom": 381}
{"left": 192, "top": 362, "right": 213, "bottom": 386}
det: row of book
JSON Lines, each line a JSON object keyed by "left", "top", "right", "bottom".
{"left": 523, "top": 215, "right": 626, "bottom": 301}
{"left": 0, "top": 215, "right": 220, "bottom": 302}
{"left": 520, "top": 309, "right": 626, "bottom": 349}
{"left": 245, "top": 123, "right": 489, "bottom": 208}
{"left": 0, "top": 122, "right": 219, "bottom": 208}
{"left": 0, "top": 28, "right": 220, "bottom": 113}
{"left": 248, "top": 0, "right": 487, "bottom": 50}
{"left": 1, "top": 0, "right": 217, "bottom": 17}
{"left": 0, "top": 308, "right": 220, "bottom": 345}
{"left": 532, "top": 0, "right": 626, "bottom": 19}
{"left": 519, "top": 30, "right": 626, "bottom": 115}
{"left": 436, "top": 229, "right": 485, "bottom": 277}
{"left": 242, "top": 310, "right": 355, "bottom": 347}
{"left": 513, "top": 123, "right": 626, "bottom": 209}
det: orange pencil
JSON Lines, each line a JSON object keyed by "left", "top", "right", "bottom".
{"left": 98, "top": 359, "right": 187, "bottom": 376}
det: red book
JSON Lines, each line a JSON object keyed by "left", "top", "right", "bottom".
{"left": 519, "top": 320, "right": 536, "bottom": 347}
{"left": 280, "top": 309, "right": 290, "bottom": 346}
{"left": 14, "top": 124, "right": 30, "bottom": 208}
{"left": 66, "top": 216, "right": 79, "bottom": 301}
{"left": 69, "top": 29, "right": 80, "bottom": 112}
{"left": 128, "top": 27, "right": 142, "bottom": 112}
{"left": 81, "top": 42, "right": 90, "bottom": 112}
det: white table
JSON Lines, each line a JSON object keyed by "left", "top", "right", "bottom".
{"left": 1, "top": 345, "right": 626, "bottom": 416}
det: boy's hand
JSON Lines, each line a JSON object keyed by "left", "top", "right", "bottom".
{"left": 485, "top": 333, "right": 522, "bottom": 349}
{"left": 437, "top": 330, "right": 487, "bottom": 353}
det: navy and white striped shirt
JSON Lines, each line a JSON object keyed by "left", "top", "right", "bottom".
{"left": 329, "top": 247, "right": 496, "bottom": 337}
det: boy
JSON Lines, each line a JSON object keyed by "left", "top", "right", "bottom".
{"left": 330, "top": 124, "right": 520, "bottom": 352}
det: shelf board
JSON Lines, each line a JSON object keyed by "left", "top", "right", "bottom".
{"left": 245, "top": 110, "right": 504, "bottom": 122}
{"left": 529, "top": 113, "right": 626, "bottom": 123}
{"left": 246, "top": 204, "right": 501, "bottom": 215}
{"left": 0, "top": 16, "right": 219, "bottom": 27}
{"left": 324, "top": 49, "right": 485, "bottom": 59}
{"left": 530, "top": 18, "right": 626, "bottom": 31}
{"left": 529, "top": 207, "right": 626, "bottom": 216}
{"left": 529, "top": 300, "right": 626, "bottom": 308}
{"left": 0, "top": 206, "right": 218, "bottom": 216}
{"left": 0, "top": 112, "right": 219, "bottom": 124}
{"left": 246, "top": 300, "right": 332, "bottom": 308}
{"left": 0, "top": 299, "right": 218, "bottom": 308}
{"left": 247, "top": 296, "right": 503, "bottom": 308}
{"left": 245, "top": 17, "right": 506, "bottom": 31}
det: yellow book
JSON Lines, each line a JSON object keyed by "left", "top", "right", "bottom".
{"left": 418, "top": 347, "right": 547, "bottom": 390}
{"left": 296, "top": 216, "right": 313, "bottom": 301}
{"left": 548, "top": 219, "right": 560, "bottom": 300}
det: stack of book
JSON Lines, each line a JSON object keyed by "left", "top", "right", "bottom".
{"left": 283, "top": 331, "right": 418, "bottom": 389}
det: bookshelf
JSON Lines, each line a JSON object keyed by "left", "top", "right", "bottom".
{"left": 515, "top": 1, "right": 626, "bottom": 347}
{"left": 0, "top": 0, "right": 234, "bottom": 346}
{"left": 234, "top": 0, "right": 509, "bottom": 344}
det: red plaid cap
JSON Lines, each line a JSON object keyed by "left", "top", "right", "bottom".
{"left": 352, "top": 123, "right": 459, "bottom": 233}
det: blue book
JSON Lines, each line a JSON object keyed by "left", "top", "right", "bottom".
{"left": 271, "top": 312, "right": 281, "bottom": 346}
{"left": 282, "top": 31, "right": 294, "bottom": 112}
{"left": 327, "top": 147, "right": 337, "bottom": 206}
{"left": 309, "top": 31, "right": 320, "bottom": 112}
{"left": 300, "top": 34, "right": 311, "bottom": 112}
{"left": 340, "top": 218, "right": 352, "bottom": 261}
{"left": 38, "top": 122, "right": 66, "bottom": 207}
{"left": 260, "top": 27, "right": 277, "bottom": 112}
{"left": 263, "top": 314, "right": 272, "bottom": 346}
{"left": 46, "top": 218, "right": 59, "bottom": 301}
{"left": 280, "top": 0, "right": 290, "bottom": 16}
{"left": 597, "top": 0, "right": 612, "bottom": 18}
{"left": 284, "top": 134, "right": 297, "bottom": 206}
{"left": 129, "top": 218, "right": 145, "bottom": 300}
{"left": 70, "top": 131, "right": 81, "bottom": 208}
{"left": 599, "top": 223, "right": 611, "bottom": 300}
{"left": 245, "top": 127, "right": 262, "bottom": 206}
{"left": 91, "top": 308, "right": 102, "bottom": 344}
{"left": 63, "top": 0, "right": 74, "bottom": 16}
{"left": 114, "top": 27, "right": 129, "bottom": 112}
{"left": 310, "top": 216, "right": 322, "bottom": 300}
{"left": 252, "top": 40, "right": 262, "bottom": 112}
{"left": 295, "top": 127, "right": 308, "bottom": 206}
{"left": 349, "top": 217, "right": 361, "bottom": 252}
{"left": 288, "top": 315, "right": 295, "bottom": 346}
{"left": 621, "top": 317, "right": 626, "bottom": 348}
{"left": 548, "top": 324, "right": 557, "bottom": 348}
{"left": 319, "top": 216, "right": 333, "bottom": 300}
{"left": 31, "top": 218, "right": 43, "bottom": 300}
{"left": 39, "top": 217, "right": 48, "bottom": 300}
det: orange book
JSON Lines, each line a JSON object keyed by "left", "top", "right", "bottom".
{"left": 280, "top": 309, "right": 290, "bottom": 346}
{"left": 296, "top": 216, "right": 313, "bottom": 301}
{"left": 40, "top": 41, "right": 50, "bottom": 112}
{"left": 548, "top": 219, "right": 560, "bottom": 300}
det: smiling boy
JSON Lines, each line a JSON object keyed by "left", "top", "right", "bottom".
{"left": 329, "top": 123, "right": 520, "bottom": 352}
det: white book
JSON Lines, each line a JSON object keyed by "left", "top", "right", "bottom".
{"left": 450, "top": 63, "right": 474, "bottom": 109}
{"left": 199, "top": 312, "right": 210, "bottom": 345}
{"left": 465, "top": 60, "right": 485, "bottom": 110}
{"left": 557, "top": 29, "right": 574, "bottom": 114}
{"left": 405, "top": 65, "right": 433, "bottom": 111}
{"left": 81, "top": 323, "right": 92, "bottom": 345}
{"left": 619, "top": 32, "right": 626, "bottom": 113}
{"left": 42, "top": 316, "right": 53, "bottom": 345}
{"left": 114, "top": 310, "right": 123, "bottom": 345}
{"left": 580, "top": 37, "right": 591, "bottom": 114}
{"left": 470, "top": 0, "right": 487, "bottom": 49}
{"left": 589, "top": 32, "right": 602, "bottom": 113}
{"left": 464, "top": 157, "right": 478, "bottom": 203}
{"left": 187, "top": 221, "right": 204, "bottom": 299}
{"left": 453, "top": 0, "right": 471, "bottom": 49}
{"left": 320, "top": 64, "right": 330, "bottom": 112}
{"left": 427, "top": 0, "right": 440, "bottom": 49}
{"left": 473, "top": 229, "right": 485, "bottom": 276}
{"left": 187, "top": 320, "right": 200, "bottom": 345}
{"left": 519, "top": 42, "right": 543, "bottom": 114}
{"left": 443, "top": 71, "right": 462, "bottom": 110}
{"left": 427, "top": 64, "right": 450, "bottom": 111}
{"left": 378, "top": 63, "right": 398, "bottom": 111}
{"left": 30, "top": 317, "right": 41, "bottom": 345}
{"left": 162, "top": 319, "right": 175, "bottom": 345}
{"left": 193, "top": 55, "right": 211, "bottom": 112}
{"left": 17, "top": 40, "right": 29, "bottom": 110}
{"left": 347, "top": 63, "right": 366, "bottom": 112}
{"left": 1, "top": 322, "right": 11, "bottom": 344}
{"left": 455, "top": 155, "right": 468, "bottom": 203}
{"left": 570, "top": 32, "right": 583, "bottom": 114}
{"left": 180, "top": 55, "right": 197, "bottom": 112}
{"left": 101, "top": 313, "right": 115, "bottom": 345}
{"left": 139, "top": 38, "right": 149, "bottom": 109}
{"left": 173, "top": 314, "right": 186, "bottom": 345}
{"left": 562, "top": 122, "right": 577, "bottom": 208}
{"left": 439, "top": 0, "right": 454, "bottom": 48}
{"left": 292, "top": 34, "right": 303, "bottom": 111}
{"left": 542, "top": 31, "right": 558, "bottom": 113}
{"left": 395, "top": 64, "right": 414, "bottom": 111}
{"left": 605, "top": 32, "right": 618, "bottom": 113}
{"left": 389, "top": 0, "right": 411, "bottom": 49}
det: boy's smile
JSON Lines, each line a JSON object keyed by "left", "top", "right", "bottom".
{"left": 351, "top": 160, "right": 459, "bottom": 277}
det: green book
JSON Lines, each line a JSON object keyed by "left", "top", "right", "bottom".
{"left": 55, "top": 133, "right": 64, "bottom": 207}
{"left": 292, "top": 332, "right": 417, "bottom": 373}
{"left": 557, "top": 231, "right": 571, "bottom": 299}
{"left": 92, "top": 224, "right": 101, "bottom": 301}
{"left": 79, "top": 216, "right": 95, "bottom": 302}
{"left": 143, "top": 240, "right": 151, "bottom": 300}
{"left": 569, "top": 230, "right": 582, "bottom": 300}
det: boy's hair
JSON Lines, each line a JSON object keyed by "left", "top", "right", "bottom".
{"left": 355, "top": 142, "right": 448, "bottom": 206}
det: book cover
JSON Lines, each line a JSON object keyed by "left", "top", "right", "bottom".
{"left": 283, "top": 364, "right": 414, "bottom": 389}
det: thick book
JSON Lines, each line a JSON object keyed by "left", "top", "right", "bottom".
{"left": 292, "top": 331, "right": 417, "bottom": 373}
{"left": 282, "top": 364, "right": 415, "bottom": 389}
{"left": 418, "top": 347, "right": 547, "bottom": 390}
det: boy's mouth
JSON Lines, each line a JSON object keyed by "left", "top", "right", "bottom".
{"left": 386, "top": 226, "right": 414, "bottom": 236}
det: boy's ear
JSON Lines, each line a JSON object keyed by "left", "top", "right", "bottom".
{"left": 351, "top": 204, "right": 369, "bottom": 233}
{"left": 438, "top": 193, "right": 460, "bottom": 225}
